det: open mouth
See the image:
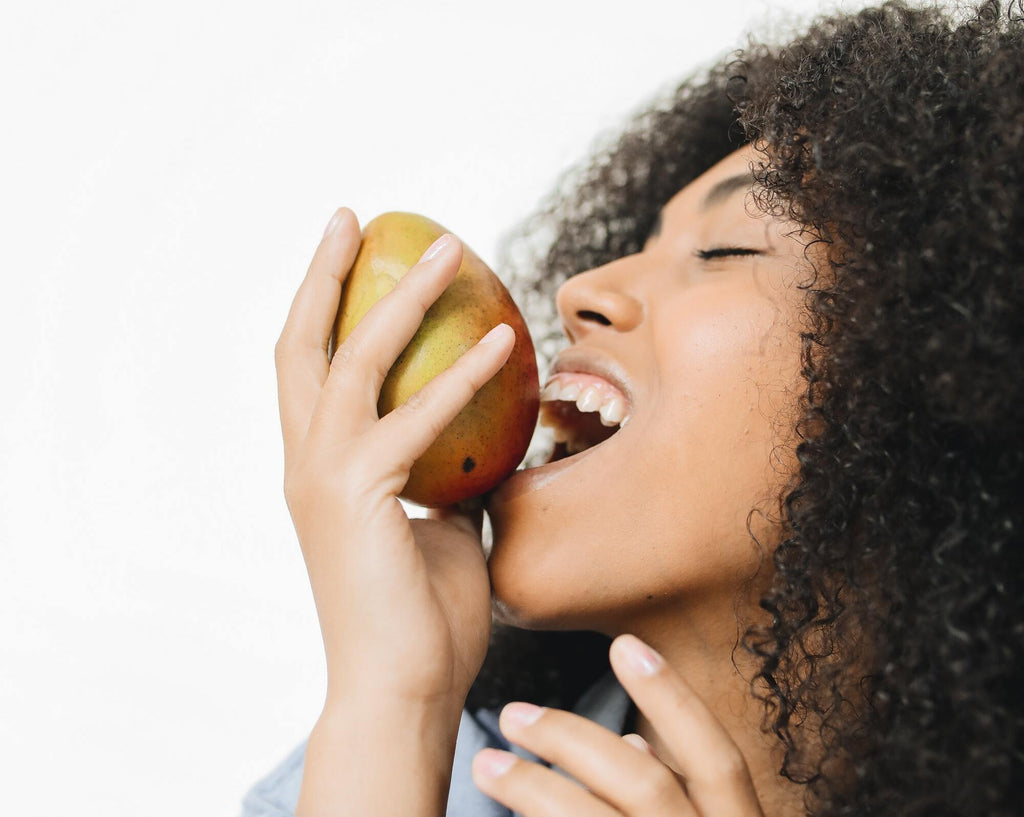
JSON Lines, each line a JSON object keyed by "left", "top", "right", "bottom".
{"left": 485, "top": 373, "right": 632, "bottom": 504}
{"left": 540, "top": 402, "right": 621, "bottom": 463}
{"left": 535, "top": 372, "right": 631, "bottom": 465}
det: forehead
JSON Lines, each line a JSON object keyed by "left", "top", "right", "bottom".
{"left": 647, "top": 146, "right": 761, "bottom": 240}
{"left": 668, "top": 146, "right": 758, "bottom": 215}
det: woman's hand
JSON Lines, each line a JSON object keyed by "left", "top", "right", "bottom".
{"left": 274, "top": 207, "right": 514, "bottom": 710}
{"left": 471, "top": 634, "right": 767, "bottom": 817}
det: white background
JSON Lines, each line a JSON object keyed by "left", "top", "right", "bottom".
{"left": 2, "top": 1, "right": 857, "bottom": 814}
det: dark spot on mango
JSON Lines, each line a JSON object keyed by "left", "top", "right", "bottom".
{"left": 462, "top": 457, "right": 476, "bottom": 473}
{"left": 646, "top": 594, "right": 654, "bottom": 600}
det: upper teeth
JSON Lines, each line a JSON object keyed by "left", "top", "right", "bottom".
{"left": 539, "top": 376, "right": 631, "bottom": 428}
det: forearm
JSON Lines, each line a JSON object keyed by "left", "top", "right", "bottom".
{"left": 296, "top": 695, "right": 463, "bottom": 817}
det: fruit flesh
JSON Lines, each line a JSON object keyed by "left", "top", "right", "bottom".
{"left": 331, "top": 212, "right": 540, "bottom": 507}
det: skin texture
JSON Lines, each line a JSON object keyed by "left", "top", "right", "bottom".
{"left": 275, "top": 149, "right": 814, "bottom": 817}
{"left": 487, "top": 145, "right": 806, "bottom": 628}
{"left": 472, "top": 635, "right": 768, "bottom": 817}
{"left": 275, "top": 5, "right": 1022, "bottom": 815}
{"left": 483, "top": 145, "right": 812, "bottom": 815}
{"left": 473, "top": 7, "right": 1024, "bottom": 813}
{"left": 275, "top": 214, "right": 511, "bottom": 816}
{"left": 274, "top": 155, "right": 815, "bottom": 817}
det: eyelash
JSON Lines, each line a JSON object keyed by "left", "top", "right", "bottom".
{"left": 695, "top": 247, "right": 760, "bottom": 260}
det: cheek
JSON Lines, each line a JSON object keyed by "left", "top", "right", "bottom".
{"left": 485, "top": 289, "right": 802, "bottom": 627}
{"left": 661, "top": 286, "right": 799, "bottom": 436}
{"left": 656, "top": 293, "right": 801, "bottom": 522}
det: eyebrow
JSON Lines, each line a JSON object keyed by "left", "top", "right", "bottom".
{"left": 700, "top": 172, "right": 755, "bottom": 211}
{"left": 645, "top": 171, "right": 756, "bottom": 243}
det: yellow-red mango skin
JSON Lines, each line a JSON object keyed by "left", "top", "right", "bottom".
{"left": 331, "top": 212, "right": 540, "bottom": 507}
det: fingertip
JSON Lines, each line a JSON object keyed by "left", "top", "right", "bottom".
{"left": 419, "top": 232, "right": 463, "bottom": 264}
{"left": 609, "top": 633, "right": 636, "bottom": 664}
{"left": 610, "top": 633, "right": 663, "bottom": 677}
{"left": 473, "top": 748, "right": 516, "bottom": 780}
{"left": 477, "top": 322, "right": 514, "bottom": 346}
{"left": 323, "top": 206, "right": 358, "bottom": 239}
{"left": 622, "top": 733, "right": 655, "bottom": 755}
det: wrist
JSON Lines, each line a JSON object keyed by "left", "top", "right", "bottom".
{"left": 317, "top": 690, "right": 464, "bottom": 745}
{"left": 298, "top": 696, "right": 463, "bottom": 817}
{"left": 323, "top": 669, "right": 470, "bottom": 720}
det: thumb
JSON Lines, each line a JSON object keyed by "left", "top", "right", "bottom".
{"left": 426, "top": 496, "right": 484, "bottom": 539}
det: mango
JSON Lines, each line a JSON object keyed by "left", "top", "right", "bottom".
{"left": 330, "top": 212, "right": 540, "bottom": 507}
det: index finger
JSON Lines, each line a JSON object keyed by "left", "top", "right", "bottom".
{"left": 274, "top": 207, "right": 361, "bottom": 461}
{"left": 609, "top": 635, "right": 765, "bottom": 817}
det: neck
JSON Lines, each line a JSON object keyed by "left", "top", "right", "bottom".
{"left": 609, "top": 592, "right": 806, "bottom": 817}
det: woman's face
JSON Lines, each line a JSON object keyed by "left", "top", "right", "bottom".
{"left": 484, "top": 145, "right": 813, "bottom": 634}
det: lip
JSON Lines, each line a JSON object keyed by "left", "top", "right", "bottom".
{"left": 547, "top": 349, "right": 635, "bottom": 413}
{"left": 486, "top": 348, "right": 634, "bottom": 506}
{"left": 485, "top": 434, "right": 607, "bottom": 504}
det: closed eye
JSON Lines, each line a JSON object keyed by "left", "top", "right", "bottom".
{"left": 695, "top": 247, "right": 761, "bottom": 260}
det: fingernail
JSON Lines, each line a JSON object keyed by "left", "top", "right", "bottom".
{"left": 420, "top": 233, "right": 454, "bottom": 262}
{"left": 619, "top": 634, "right": 662, "bottom": 676}
{"left": 323, "top": 207, "right": 349, "bottom": 238}
{"left": 503, "top": 701, "right": 544, "bottom": 727}
{"left": 477, "top": 323, "right": 511, "bottom": 345}
{"left": 622, "top": 733, "right": 652, "bottom": 754}
{"left": 474, "top": 748, "right": 516, "bottom": 779}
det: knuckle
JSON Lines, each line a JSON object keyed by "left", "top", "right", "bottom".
{"left": 329, "top": 327, "right": 390, "bottom": 391}
{"left": 413, "top": 290, "right": 437, "bottom": 316}
{"left": 464, "top": 372, "right": 489, "bottom": 401}
{"left": 329, "top": 337, "right": 359, "bottom": 372}
{"left": 282, "top": 464, "right": 314, "bottom": 510}
{"left": 436, "top": 364, "right": 478, "bottom": 407}
{"left": 705, "top": 746, "right": 749, "bottom": 783}
{"left": 396, "top": 389, "right": 447, "bottom": 437}
{"left": 274, "top": 335, "right": 293, "bottom": 364}
{"left": 394, "top": 272, "right": 435, "bottom": 313}
{"left": 631, "top": 764, "right": 680, "bottom": 810}
{"left": 519, "top": 782, "right": 562, "bottom": 817}
{"left": 399, "top": 387, "right": 428, "bottom": 414}
{"left": 370, "top": 356, "right": 391, "bottom": 390}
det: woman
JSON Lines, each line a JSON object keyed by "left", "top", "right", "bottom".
{"left": 245, "top": 2, "right": 1023, "bottom": 815}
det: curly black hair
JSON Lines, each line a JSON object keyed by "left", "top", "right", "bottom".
{"left": 466, "top": 2, "right": 1024, "bottom": 816}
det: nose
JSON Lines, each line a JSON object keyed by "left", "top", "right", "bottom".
{"left": 555, "top": 260, "right": 644, "bottom": 342}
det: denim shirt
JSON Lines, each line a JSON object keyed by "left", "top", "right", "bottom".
{"left": 240, "top": 670, "right": 634, "bottom": 817}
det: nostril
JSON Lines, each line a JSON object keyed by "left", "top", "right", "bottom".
{"left": 578, "top": 310, "right": 612, "bottom": 326}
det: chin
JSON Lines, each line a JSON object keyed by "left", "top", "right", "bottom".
{"left": 485, "top": 532, "right": 641, "bottom": 635}
{"left": 485, "top": 542, "right": 591, "bottom": 631}
{"left": 485, "top": 540, "right": 562, "bottom": 629}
